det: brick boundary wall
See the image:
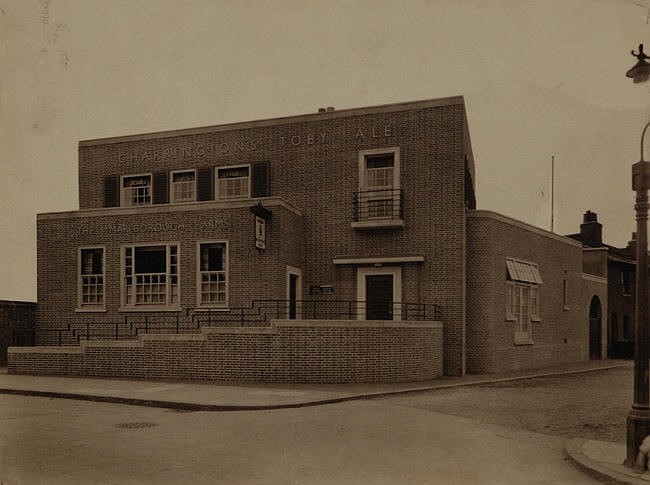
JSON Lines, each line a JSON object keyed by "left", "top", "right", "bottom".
{"left": 8, "top": 320, "right": 443, "bottom": 383}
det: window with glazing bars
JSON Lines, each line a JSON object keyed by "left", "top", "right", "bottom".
{"left": 364, "top": 154, "right": 395, "bottom": 218}
{"left": 80, "top": 248, "right": 104, "bottom": 306}
{"left": 172, "top": 171, "right": 196, "bottom": 203}
{"left": 505, "top": 258, "right": 542, "bottom": 344}
{"left": 199, "top": 243, "right": 227, "bottom": 304}
{"left": 123, "top": 245, "right": 178, "bottom": 306}
{"left": 216, "top": 166, "right": 249, "bottom": 200}
{"left": 122, "top": 175, "right": 152, "bottom": 206}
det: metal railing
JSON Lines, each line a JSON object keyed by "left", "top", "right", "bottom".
{"left": 353, "top": 189, "right": 403, "bottom": 222}
{"left": 17, "top": 300, "right": 442, "bottom": 346}
{"left": 191, "top": 300, "right": 441, "bottom": 328}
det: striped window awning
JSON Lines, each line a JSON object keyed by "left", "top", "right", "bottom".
{"left": 506, "top": 259, "right": 543, "bottom": 284}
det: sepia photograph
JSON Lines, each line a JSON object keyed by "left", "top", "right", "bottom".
{"left": 1, "top": 1, "right": 649, "bottom": 483}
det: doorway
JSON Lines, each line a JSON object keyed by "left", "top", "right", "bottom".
{"left": 366, "top": 275, "right": 393, "bottom": 320}
{"left": 589, "top": 296, "right": 602, "bottom": 360}
{"left": 286, "top": 266, "right": 302, "bottom": 319}
{"left": 356, "top": 266, "right": 401, "bottom": 320}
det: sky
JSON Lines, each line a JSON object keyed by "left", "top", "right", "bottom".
{"left": 1, "top": 0, "right": 650, "bottom": 302}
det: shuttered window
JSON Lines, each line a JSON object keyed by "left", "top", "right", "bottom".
{"left": 251, "top": 162, "right": 270, "bottom": 198}
{"left": 197, "top": 167, "right": 214, "bottom": 201}
{"left": 152, "top": 171, "right": 169, "bottom": 205}
{"left": 104, "top": 176, "right": 119, "bottom": 208}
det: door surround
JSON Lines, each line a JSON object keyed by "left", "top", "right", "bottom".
{"left": 356, "top": 266, "right": 402, "bottom": 320}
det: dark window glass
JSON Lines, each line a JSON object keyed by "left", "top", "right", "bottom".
{"left": 200, "top": 244, "right": 224, "bottom": 271}
{"left": 134, "top": 246, "right": 166, "bottom": 274}
{"left": 81, "top": 248, "right": 103, "bottom": 275}
{"left": 365, "top": 154, "right": 394, "bottom": 169}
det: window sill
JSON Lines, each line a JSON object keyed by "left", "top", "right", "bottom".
{"left": 563, "top": 305, "right": 570, "bottom": 311}
{"left": 118, "top": 306, "right": 182, "bottom": 312}
{"left": 351, "top": 219, "right": 404, "bottom": 230}
{"left": 194, "top": 306, "right": 230, "bottom": 312}
{"left": 514, "top": 339, "right": 534, "bottom": 346}
{"left": 75, "top": 307, "right": 107, "bottom": 313}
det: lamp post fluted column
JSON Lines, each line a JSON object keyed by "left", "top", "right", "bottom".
{"left": 626, "top": 125, "right": 650, "bottom": 469}
{"left": 625, "top": 44, "right": 650, "bottom": 470}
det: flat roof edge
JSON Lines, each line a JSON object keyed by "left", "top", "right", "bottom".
{"left": 79, "top": 96, "right": 466, "bottom": 147}
{"left": 468, "top": 210, "right": 583, "bottom": 248}
{"left": 37, "top": 197, "right": 303, "bottom": 220}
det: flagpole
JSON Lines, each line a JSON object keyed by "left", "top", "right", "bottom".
{"left": 551, "top": 155, "right": 555, "bottom": 232}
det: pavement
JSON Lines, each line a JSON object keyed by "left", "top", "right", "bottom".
{"left": 0, "top": 359, "right": 641, "bottom": 483}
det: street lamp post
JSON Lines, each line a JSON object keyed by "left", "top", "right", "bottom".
{"left": 626, "top": 44, "right": 650, "bottom": 469}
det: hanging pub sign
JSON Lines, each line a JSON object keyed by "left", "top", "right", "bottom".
{"left": 250, "top": 202, "right": 272, "bottom": 251}
{"left": 255, "top": 216, "right": 266, "bottom": 250}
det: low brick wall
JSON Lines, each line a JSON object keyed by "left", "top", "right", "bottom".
{"left": 8, "top": 320, "right": 443, "bottom": 383}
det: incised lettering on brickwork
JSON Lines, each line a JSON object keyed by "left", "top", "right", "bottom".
{"left": 116, "top": 125, "right": 394, "bottom": 163}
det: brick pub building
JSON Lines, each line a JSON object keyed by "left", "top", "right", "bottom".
{"left": 8, "top": 97, "right": 607, "bottom": 381}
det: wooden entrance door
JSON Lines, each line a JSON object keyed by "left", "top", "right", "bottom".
{"left": 366, "top": 275, "right": 393, "bottom": 320}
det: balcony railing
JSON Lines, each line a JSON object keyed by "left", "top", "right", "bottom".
{"left": 353, "top": 189, "right": 403, "bottom": 224}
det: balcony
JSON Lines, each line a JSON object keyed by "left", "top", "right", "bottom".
{"left": 352, "top": 189, "right": 404, "bottom": 229}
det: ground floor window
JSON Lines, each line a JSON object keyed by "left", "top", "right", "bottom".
{"left": 123, "top": 244, "right": 179, "bottom": 306}
{"left": 198, "top": 242, "right": 227, "bottom": 306}
{"left": 79, "top": 247, "right": 104, "bottom": 307}
{"left": 505, "top": 258, "right": 542, "bottom": 344}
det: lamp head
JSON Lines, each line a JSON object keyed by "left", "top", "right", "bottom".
{"left": 627, "top": 44, "right": 650, "bottom": 83}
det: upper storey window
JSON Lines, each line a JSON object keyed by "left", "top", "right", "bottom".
{"left": 216, "top": 165, "right": 250, "bottom": 200}
{"left": 353, "top": 148, "right": 402, "bottom": 228}
{"left": 121, "top": 174, "right": 152, "bottom": 206}
{"left": 171, "top": 170, "right": 196, "bottom": 203}
{"left": 365, "top": 154, "right": 395, "bottom": 190}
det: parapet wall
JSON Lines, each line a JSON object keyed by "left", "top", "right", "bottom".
{"left": 8, "top": 320, "right": 443, "bottom": 383}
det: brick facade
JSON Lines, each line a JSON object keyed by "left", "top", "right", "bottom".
{"left": 12, "top": 96, "right": 603, "bottom": 382}
{"left": 466, "top": 211, "right": 607, "bottom": 373}
{"left": 32, "top": 97, "right": 474, "bottom": 377}
{"left": 37, "top": 200, "right": 303, "bottom": 333}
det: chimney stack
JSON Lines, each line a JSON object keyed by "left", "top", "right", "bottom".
{"left": 580, "top": 210, "right": 602, "bottom": 247}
